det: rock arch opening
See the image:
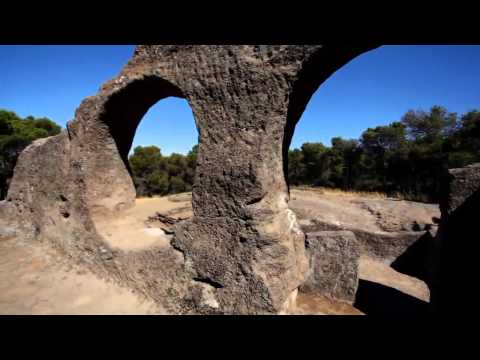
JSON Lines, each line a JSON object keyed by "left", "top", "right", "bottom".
{"left": 81, "top": 75, "right": 199, "bottom": 217}
{"left": 284, "top": 45, "right": 480, "bottom": 313}
{"left": 282, "top": 45, "right": 376, "bottom": 187}
{"left": 128, "top": 97, "right": 199, "bottom": 198}
{"left": 285, "top": 45, "right": 480, "bottom": 201}
{"left": 88, "top": 75, "right": 199, "bottom": 252}
{"left": 101, "top": 75, "right": 185, "bottom": 167}
{"left": 2, "top": 45, "right": 479, "bottom": 314}
{"left": 12, "top": 45, "right": 457, "bottom": 314}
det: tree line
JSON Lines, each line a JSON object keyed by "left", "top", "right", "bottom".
{"left": 2, "top": 105, "right": 479, "bottom": 203}
{"left": 128, "top": 144, "right": 198, "bottom": 197}
{"left": 0, "top": 108, "right": 198, "bottom": 200}
{"left": 288, "top": 105, "right": 480, "bottom": 203}
{"left": 0, "top": 109, "right": 61, "bottom": 199}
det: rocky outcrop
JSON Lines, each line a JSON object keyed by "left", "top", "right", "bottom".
{"left": 3, "top": 45, "right": 378, "bottom": 314}
{"left": 300, "top": 218, "right": 424, "bottom": 263}
{"left": 300, "top": 231, "right": 360, "bottom": 303}
{"left": 429, "top": 163, "right": 480, "bottom": 313}
{"left": 439, "top": 163, "right": 480, "bottom": 217}
{"left": 290, "top": 189, "right": 439, "bottom": 263}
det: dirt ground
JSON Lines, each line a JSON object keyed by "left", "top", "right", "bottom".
{"left": 0, "top": 237, "right": 163, "bottom": 315}
{"left": 0, "top": 189, "right": 433, "bottom": 315}
{"left": 93, "top": 193, "right": 193, "bottom": 252}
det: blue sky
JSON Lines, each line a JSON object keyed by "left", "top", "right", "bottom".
{"left": 1, "top": 45, "right": 479, "bottom": 154}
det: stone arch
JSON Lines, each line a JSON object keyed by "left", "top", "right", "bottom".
{"left": 70, "top": 74, "right": 198, "bottom": 218}
{"left": 4, "top": 45, "right": 383, "bottom": 314}
{"left": 282, "top": 45, "right": 379, "bottom": 187}
{"left": 101, "top": 75, "right": 185, "bottom": 166}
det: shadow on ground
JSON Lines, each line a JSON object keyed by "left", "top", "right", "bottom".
{"left": 354, "top": 279, "right": 429, "bottom": 315}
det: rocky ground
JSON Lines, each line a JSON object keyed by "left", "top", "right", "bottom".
{"left": 0, "top": 188, "right": 437, "bottom": 315}
{"left": 290, "top": 187, "right": 439, "bottom": 233}
{"left": 0, "top": 236, "right": 163, "bottom": 314}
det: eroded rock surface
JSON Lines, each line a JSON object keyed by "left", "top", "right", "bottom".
{"left": 439, "top": 163, "right": 480, "bottom": 217}
{"left": 3, "top": 45, "right": 378, "bottom": 314}
{"left": 429, "top": 163, "right": 480, "bottom": 313}
{"left": 300, "top": 231, "right": 360, "bottom": 303}
{"left": 290, "top": 189, "right": 439, "bottom": 262}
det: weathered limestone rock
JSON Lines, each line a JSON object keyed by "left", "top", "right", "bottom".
{"left": 3, "top": 45, "right": 378, "bottom": 314}
{"left": 300, "top": 218, "right": 423, "bottom": 263}
{"left": 439, "top": 163, "right": 480, "bottom": 217}
{"left": 0, "top": 201, "right": 17, "bottom": 241}
{"left": 300, "top": 231, "right": 360, "bottom": 303}
{"left": 429, "top": 163, "right": 480, "bottom": 313}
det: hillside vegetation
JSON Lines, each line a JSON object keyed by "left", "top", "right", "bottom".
{"left": 288, "top": 106, "right": 480, "bottom": 203}
{"left": 0, "top": 109, "right": 61, "bottom": 199}
{"left": 2, "top": 105, "right": 479, "bottom": 204}
{"left": 128, "top": 144, "right": 198, "bottom": 197}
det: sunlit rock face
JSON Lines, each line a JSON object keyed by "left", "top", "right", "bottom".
{"left": 3, "top": 45, "right": 377, "bottom": 314}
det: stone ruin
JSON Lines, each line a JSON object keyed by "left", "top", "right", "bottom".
{"left": 428, "top": 163, "right": 480, "bottom": 313}
{"left": 0, "top": 45, "right": 477, "bottom": 314}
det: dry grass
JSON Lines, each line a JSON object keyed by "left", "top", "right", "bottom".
{"left": 292, "top": 186, "right": 388, "bottom": 199}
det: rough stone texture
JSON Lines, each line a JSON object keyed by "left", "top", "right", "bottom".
{"left": 300, "top": 231, "right": 360, "bottom": 303}
{"left": 3, "top": 45, "right": 378, "bottom": 314}
{"left": 439, "top": 163, "right": 480, "bottom": 217}
{"left": 429, "top": 163, "right": 480, "bottom": 313}
{"left": 300, "top": 218, "right": 422, "bottom": 263}
{"left": 289, "top": 188, "right": 438, "bottom": 263}
{"left": 0, "top": 201, "right": 17, "bottom": 241}
{"left": 352, "top": 198, "right": 438, "bottom": 233}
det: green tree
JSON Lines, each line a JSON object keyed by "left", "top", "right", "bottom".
{"left": 300, "top": 142, "right": 328, "bottom": 185}
{"left": 0, "top": 117, "right": 13, "bottom": 135}
{"left": 287, "top": 148, "right": 306, "bottom": 186}
{"left": 128, "top": 146, "right": 164, "bottom": 197}
{"left": 123, "top": 106, "right": 480, "bottom": 203}
{"left": 169, "top": 175, "right": 188, "bottom": 193}
{"left": 129, "top": 146, "right": 164, "bottom": 178}
{"left": 448, "top": 110, "right": 480, "bottom": 165}
{"left": 284, "top": 106, "right": 479, "bottom": 203}
{"left": 166, "top": 153, "right": 187, "bottom": 178}
{"left": 360, "top": 122, "right": 408, "bottom": 191}
{"left": 185, "top": 144, "right": 198, "bottom": 186}
{"left": 402, "top": 106, "right": 457, "bottom": 143}
{"left": 0, "top": 109, "right": 62, "bottom": 199}
{"left": 361, "top": 121, "right": 408, "bottom": 152}
{"left": 328, "top": 137, "right": 361, "bottom": 189}
{"left": 128, "top": 143, "right": 199, "bottom": 197}
{"left": 147, "top": 170, "right": 169, "bottom": 195}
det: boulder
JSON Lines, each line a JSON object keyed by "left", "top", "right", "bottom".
{"left": 300, "top": 231, "right": 360, "bottom": 303}
{"left": 439, "top": 163, "right": 480, "bottom": 217}
{"left": 300, "top": 218, "right": 423, "bottom": 263}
